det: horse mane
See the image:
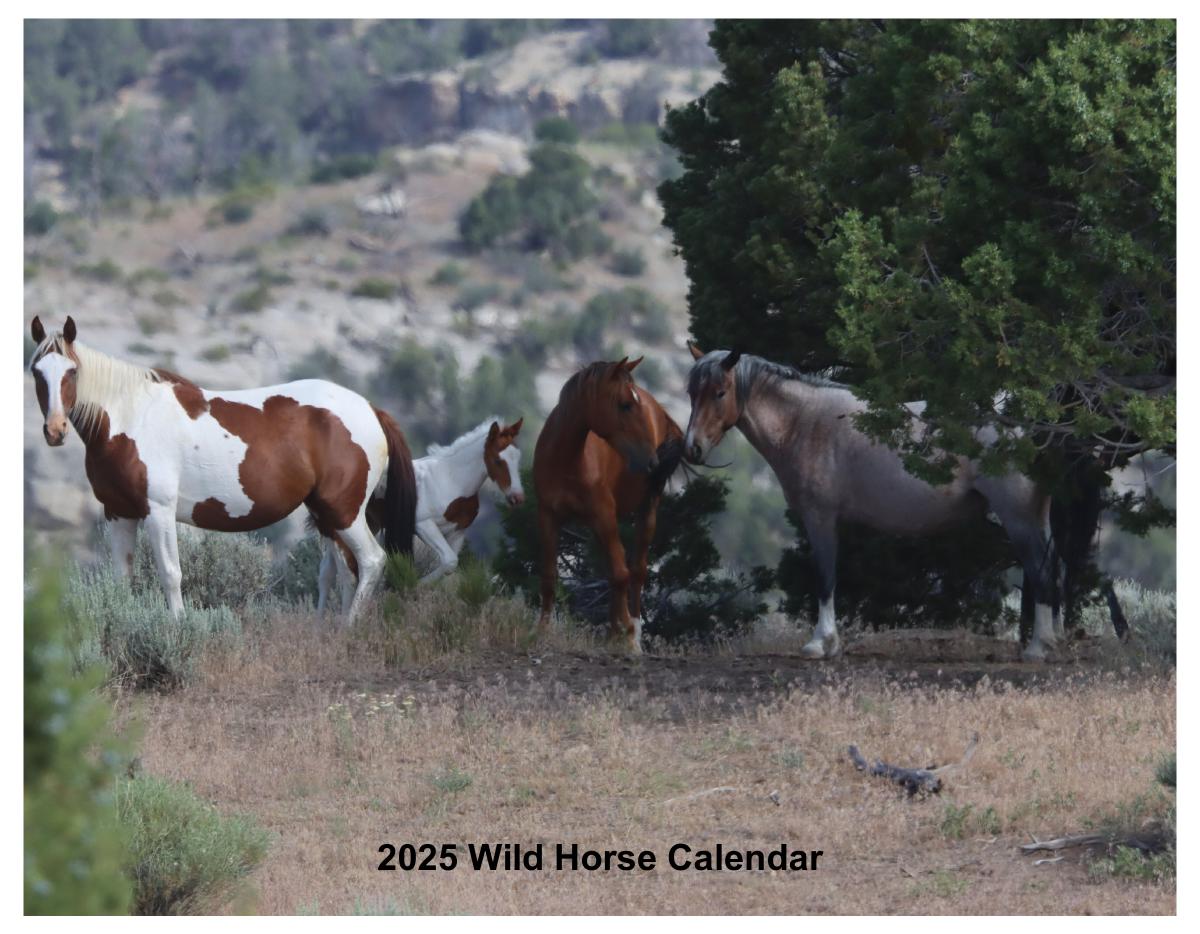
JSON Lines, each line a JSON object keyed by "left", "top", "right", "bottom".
{"left": 558, "top": 361, "right": 625, "bottom": 407}
{"left": 425, "top": 416, "right": 504, "bottom": 458}
{"left": 688, "top": 351, "right": 847, "bottom": 403}
{"left": 31, "top": 335, "right": 177, "bottom": 436}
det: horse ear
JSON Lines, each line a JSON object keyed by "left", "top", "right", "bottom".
{"left": 508, "top": 417, "right": 523, "bottom": 437}
{"left": 625, "top": 356, "right": 643, "bottom": 373}
{"left": 487, "top": 421, "right": 501, "bottom": 443}
{"left": 609, "top": 358, "right": 629, "bottom": 379}
{"left": 721, "top": 348, "right": 742, "bottom": 372}
{"left": 31, "top": 317, "right": 45, "bottom": 344}
{"left": 63, "top": 316, "right": 77, "bottom": 344}
{"left": 687, "top": 340, "right": 704, "bottom": 361}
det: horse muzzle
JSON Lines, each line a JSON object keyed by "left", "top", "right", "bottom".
{"left": 43, "top": 423, "right": 67, "bottom": 446}
{"left": 507, "top": 490, "right": 525, "bottom": 506}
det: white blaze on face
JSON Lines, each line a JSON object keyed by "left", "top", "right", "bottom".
{"left": 34, "top": 352, "right": 74, "bottom": 414}
{"left": 500, "top": 445, "right": 524, "bottom": 500}
{"left": 631, "top": 387, "right": 640, "bottom": 404}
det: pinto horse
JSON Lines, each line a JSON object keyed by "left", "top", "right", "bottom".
{"left": 28, "top": 316, "right": 416, "bottom": 620}
{"left": 317, "top": 416, "right": 525, "bottom": 609}
{"left": 684, "top": 344, "right": 1061, "bottom": 662}
{"left": 534, "top": 358, "right": 683, "bottom": 654}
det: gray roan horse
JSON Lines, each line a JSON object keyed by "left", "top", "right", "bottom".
{"left": 683, "top": 344, "right": 1060, "bottom": 662}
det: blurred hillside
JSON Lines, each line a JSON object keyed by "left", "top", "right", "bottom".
{"left": 23, "top": 20, "right": 1172, "bottom": 591}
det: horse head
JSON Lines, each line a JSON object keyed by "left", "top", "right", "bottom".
{"left": 684, "top": 341, "right": 742, "bottom": 464}
{"left": 585, "top": 357, "right": 659, "bottom": 474}
{"left": 485, "top": 417, "right": 526, "bottom": 505}
{"left": 29, "top": 315, "right": 79, "bottom": 447}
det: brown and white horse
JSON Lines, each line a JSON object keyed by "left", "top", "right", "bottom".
{"left": 28, "top": 316, "right": 416, "bottom": 620}
{"left": 684, "top": 344, "right": 1060, "bottom": 661}
{"left": 317, "top": 416, "right": 525, "bottom": 609}
{"left": 534, "top": 358, "right": 683, "bottom": 654}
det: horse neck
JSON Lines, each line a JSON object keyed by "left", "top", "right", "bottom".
{"left": 543, "top": 392, "right": 599, "bottom": 460}
{"left": 68, "top": 344, "right": 166, "bottom": 445}
{"left": 736, "top": 378, "right": 825, "bottom": 467}
{"left": 426, "top": 435, "right": 490, "bottom": 501}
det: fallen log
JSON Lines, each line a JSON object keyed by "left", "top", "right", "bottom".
{"left": 848, "top": 732, "right": 980, "bottom": 797}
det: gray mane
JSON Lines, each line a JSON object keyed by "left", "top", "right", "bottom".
{"left": 687, "top": 350, "right": 847, "bottom": 405}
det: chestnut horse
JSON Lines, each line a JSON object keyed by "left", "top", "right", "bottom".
{"left": 28, "top": 316, "right": 416, "bottom": 620}
{"left": 534, "top": 358, "right": 683, "bottom": 653}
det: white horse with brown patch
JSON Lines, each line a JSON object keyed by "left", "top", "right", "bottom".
{"left": 29, "top": 316, "right": 417, "bottom": 620}
{"left": 317, "top": 417, "right": 525, "bottom": 609}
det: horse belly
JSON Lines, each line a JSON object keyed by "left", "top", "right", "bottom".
{"left": 843, "top": 473, "right": 979, "bottom": 534}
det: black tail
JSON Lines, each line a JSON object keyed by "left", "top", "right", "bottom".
{"left": 1048, "top": 455, "right": 1118, "bottom": 638}
{"left": 647, "top": 433, "right": 685, "bottom": 500}
{"left": 374, "top": 407, "right": 417, "bottom": 556}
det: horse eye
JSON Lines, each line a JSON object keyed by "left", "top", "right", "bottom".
{"left": 619, "top": 401, "right": 633, "bottom": 412}
{"left": 715, "top": 390, "right": 726, "bottom": 399}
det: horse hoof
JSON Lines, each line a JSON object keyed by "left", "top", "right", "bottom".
{"left": 800, "top": 640, "right": 826, "bottom": 660}
{"left": 1022, "top": 644, "right": 1049, "bottom": 663}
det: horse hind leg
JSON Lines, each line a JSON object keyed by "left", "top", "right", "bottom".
{"left": 799, "top": 511, "right": 840, "bottom": 660}
{"left": 337, "top": 518, "right": 385, "bottom": 623}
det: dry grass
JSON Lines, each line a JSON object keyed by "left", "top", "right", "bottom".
{"left": 120, "top": 602, "right": 1176, "bottom": 915}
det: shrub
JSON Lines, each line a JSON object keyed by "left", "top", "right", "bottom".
{"left": 231, "top": 283, "right": 271, "bottom": 313}
{"left": 453, "top": 281, "right": 503, "bottom": 313}
{"left": 75, "top": 258, "right": 123, "bottom": 282}
{"left": 200, "top": 344, "right": 231, "bottom": 363}
{"left": 118, "top": 774, "right": 269, "bottom": 915}
{"left": 1082, "top": 579, "right": 1175, "bottom": 664}
{"left": 590, "top": 122, "right": 661, "bottom": 149}
{"left": 287, "top": 347, "right": 360, "bottom": 390}
{"left": 285, "top": 208, "right": 333, "bottom": 237}
{"left": 309, "top": 153, "right": 378, "bottom": 184}
{"left": 210, "top": 191, "right": 257, "bottom": 225}
{"left": 104, "top": 523, "right": 274, "bottom": 610}
{"left": 24, "top": 561, "right": 133, "bottom": 915}
{"left": 351, "top": 277, "right": 396, "bottom": 300}
{"left": 595, "top": 20, "right": 669, "bottom": 58}
{"left": 63, "top": 566, "right": 241, "bottom": 689}
{"left": 534, "top": 116, "right": 579, "bottom": 144}
{"left": 25, "top": 200, "right": 59, "bottom": 236}
{"left": 494, "top": 472, "right": 771, "bottom": 644}
{"left": 274, "top": 535, "right": 324, "bottom": 606}
{"left": 383, "top": 552, "right": 421, "bottom": 595}
{"left": 455, "top": 553, "right": 495, "bottom": 610}
{"left": 611, "top": 247, "right": 646, "bottom": 277}
{"left": 429, "top": 261, "right": 467, "bottom": 287}
{"left": 459, "top": 142, "right": 610, "bottom": 261}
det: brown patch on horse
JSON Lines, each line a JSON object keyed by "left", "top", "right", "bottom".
{"left": 333, "top": 535, "right": 358, "bottom": 579}
{"left": 153, "top": 368, "right": 208, "bottom": 419}
{"left": 191, "top": 394, "right": 370, "bottom": 532}
{"left": 79, "top": 410, "right": 151, "bottom": 520}
{"left": 444, "top": 494, "right": 479, "bottom": 530}
{"left": 483, "top": 419, "right": 522, "bottom": 492}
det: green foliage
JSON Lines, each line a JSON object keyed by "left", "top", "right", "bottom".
{"left": 1156, "top": 753, "right": 1175, "bottom": 791}
{"left": 74, "top": 258, "right": 123, "bottom": 282}
{"left": 455, "top": 553, "right": 496, "bottom": 610}
{"left": 286, "top": 347, "right": 360, "bottom": 391}
{"left": 454, "top": 281, "right": 503, "bottom": 313}
{"left": 534, "top": 116, "right": 580, "bottom": 144}
{"left": 459, "top": 141, "right": 610, "bottom": 261}
{"left": 209, "top": 188, "right": 265, "bottom": 225}
{"left": 661, "top": 20, "right": 1175, "bottom": 478}
{"left": 777, "top": 508, "right": 1017, "bottom": 633}
{"left": 309, "top": 152, "right": 378, "bottom": 184}
{"left": 25, "top": 561, "right": 133, "bottom": 915}
{"left": 118, "top": 774, "right": 269, "bottom": 915}
{"left": 661, "top": 21, "right": 1176, "bottom": 624}
{"left": 429, "top": 261, "right": 467, "bottom": 287}
{"left": 285, "top": 208, "right": 333, "bottom": 238}
{"left": 575, "top": 287, "right": 672, "bottom": 360}
{"left": 63, "top": 565, "right": 241, "bottom": 690}
{"left": 383, "top": 552, "right": 421, "bottom": 595}
{"left": 596, "top": 20, "right": 669, "bottom": 59}
{"left": 123, "top": 524, "right": 274, "bottom": 610}
{"left": 611, "top": 247, "right": 647, "bottom": 277}
{"left": 274, "top": 535, "right": 324, "bottom": 606}
{"left": 351, "top": 277, "right": 397, "bottom": 300}
{"left": 1080, "top": 578, "right": 1175, "bottom": 665}
{"left": 494, "top": 472, "right": 771, "bottom": 643}
{"left": 25, "top": 200, "right": 60, "bottom": 236}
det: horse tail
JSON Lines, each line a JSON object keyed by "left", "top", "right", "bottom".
{"left": 373, "top": 407, "right": 417, "bottom": 556}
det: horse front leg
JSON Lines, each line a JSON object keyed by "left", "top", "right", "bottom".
{"left": 592, "top": 508, "right": 638, "bottom": 655}
{"left": 799, "top": 510, "right": 840, "bottom": 660}
{"left": 144, "top": 504, "right": 184, "bottom": 619}
{"left": 536, "top": 506, "right": 560, "bottom": 634}
{"left": 108, "top": 517, "right": 139, "bottom": 581}
{"left": 628, "top": 501, "right": 659, "bottom": 650}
